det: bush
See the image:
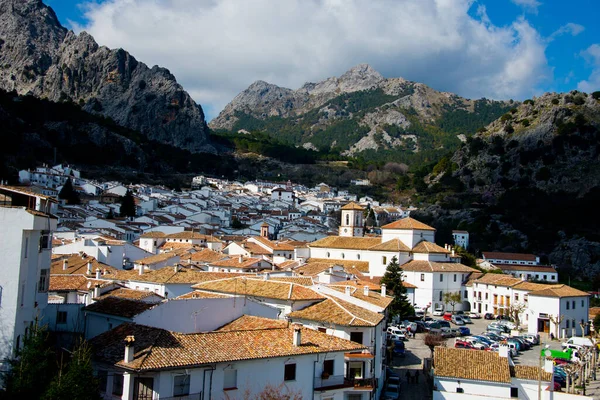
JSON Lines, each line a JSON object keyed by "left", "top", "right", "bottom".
{"left": 592, "top": 91, "right": 600, "bottom": 100}
{"left": 505, "top": 124, "right": 514, "bottom": 134}
{"left": 510, "top": 108, "right": 518, "bottom": 114}
{"left": 521, "top": 119, "right": 530, "bottom": 127}
{"left": 573, "top": 95, "right": 585, "bottom": 105}
{"left": 535, "top": 167, "right": 551, "bottom": 181}
{"left": 551, "top": 98, "right": 559, "bottom": 105}
{"left": 523, "top": 99, "right": 535, "bottom": 106}
{"left": 500, "top": 113, "right": 513, "bottom": 122}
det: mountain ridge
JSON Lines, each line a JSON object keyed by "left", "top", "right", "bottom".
{"left": 0, "top": 0, "right": 213, "bottom": 153}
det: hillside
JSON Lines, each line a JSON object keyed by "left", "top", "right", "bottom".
{"left": 210, "top": 64, "right": 513, "bottom": 165}
{"left": 0, "top": 0, "right": 213, "bottom": 152}
{"left": 412, "top": 90, "right": 600, "bottom": 280}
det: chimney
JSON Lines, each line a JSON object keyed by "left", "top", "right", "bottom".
{"left": 93, "top": 284, "right": 100, "bottom": 299}
{"left": 62, "top": 259, "right": 68, "bottom": 270}
{"left": 328, "top": 267, "right": 333, "bottom": 274}
{"left": 174, "top": 265, "right": 180, "bottom": 273}
{"left": 87, "top": 261, "right": 93, "bottom": 275}
{"left": 238, "top": 255, "right": 243, "bottom": 263}
{"left": 363, "top": 285, "right": 369, "bottom": 296}
{"left": 498, "top": 344, "right": 510, "bottom": 358}
{"left": 95, "top": 269, "right": 101, "bottom": 279}
{"left": 292, "top": 324, "right": 302, "bottom": 346}
{"left": 345, "top": 286, "right": 351, "bottom": 296}
{"left": 451, "top": 249, "right": 455, "bottom": 257}
{"left": 521, "top": 274, "right": 526, "bottom": 281}
{"left": 381, "top": 284, "right": 387, "bottom": 297}
{"left": 138, "top": 265, "right": 144, "bottom": 275}
{"left": 124, "top": 336, "right": 135, "bottom": 363}
{"left": 264, "top": 272, "right": 270, "bottom": 281}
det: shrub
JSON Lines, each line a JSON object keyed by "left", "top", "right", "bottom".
{"left": 138, "top": 80, "right": 147, "bottom": 90}
{"left": 510, "top": 108, "right": 518, "bottom": 114}
{"left": 523, "top": 99, "right": 535, "bottom": 106}
{"left": 500, "top": 113, "right": 513, "bottom": 122}
{"left": 592, "top": 91, "right": 600, "bottom": 100}
{"left": 505, "top": 124, "right": 514, "bottom": 134}
{"left": 535, "top": 167, "right": 551, "bottom": 181}
{"left": 551, "top": 98, "right": 559, "bottom": 105}
{"left": 521, "top": 119, "right": 530, "bottom": 127}
{"left": 573, "top": 95, "right": 585, "bottom": 106}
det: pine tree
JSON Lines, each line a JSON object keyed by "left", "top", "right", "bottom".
{"left": 119, "top": 189, "right": 136, "bottom": 218}
{"left": 58, "top": 178, "right": 80, "bottom": 205}
{"left": 380, "top": 256, "right": 414, "bottom": 318}
{"left": 43, "top": 341, "right": 100, "bottom": 400}
{"left": 1, "top": 321, "right": 55, "bottom": 400}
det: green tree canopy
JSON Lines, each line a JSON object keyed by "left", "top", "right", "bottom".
{"left": 119, "top": 189, "right": 136, "bottom": 218}
{"left": 380, "top": 256, "right": 414, "bottom": 318}
{"left": 58, "top": 177, "right": 80, "bottom": 205}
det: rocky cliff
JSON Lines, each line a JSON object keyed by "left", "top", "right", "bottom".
{"left": 210, "top": 64, "right": 512, "bottom": 162}
{"left": 0, "top": 0, "right": 213, "bottom": 152}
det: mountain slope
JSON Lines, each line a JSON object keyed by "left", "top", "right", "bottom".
{"left": 210, "top": 64, "right": 513, "bottom": 163}
{"left": 0, "top": 0, "right": 213, "bottom": 152}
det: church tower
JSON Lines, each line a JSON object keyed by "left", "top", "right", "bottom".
{"left": 339, "top": 202, "right": 365, "bottom": 237}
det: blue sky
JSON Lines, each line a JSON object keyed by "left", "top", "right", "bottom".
{"left": 45, "top": 0, "right": 600, "bottom": 119}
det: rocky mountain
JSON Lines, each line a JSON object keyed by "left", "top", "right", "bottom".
{"left": 416, "top": 90, "right": 600, "bottom": 279}
{"left": 210, "top": 64, "right": 513, "bottom": 163}
{"left": 0, "top": 0, "right": 213, "bottom": 152}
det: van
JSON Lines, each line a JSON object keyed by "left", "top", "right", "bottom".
{"left": 562, "top": 337, "right": 594, "bottom": 348}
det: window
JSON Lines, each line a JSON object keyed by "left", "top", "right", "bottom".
{"left": 510, "top": 387, "right": 518, "bottom": 398}
{"left": 323, "top": 360, "right": 334, "bottom": 376}
{"left": 457, "top": 388, "right": 464, "bottom": 393}
{"left": 223, "top": 370, "right": 237, "bottom": 390}
{"left": 318, "top": 327, "right": 327, "bottom": 333}
{"left": 97, "top": 370, "right": 108, "bottom": 393}
{"left": 57, "top": 311, "right": 67, "bottom": 324}
{"left": 582, "top": 300, "right": 585, "bottom": 307}
{"left": 566, "top": 320, "right": 570, "bottom": 328}
{"left": 382, "top": 256, "right": 387, "bottom": 265}
{"left": 357, "top": 254, "right": 360, "bottom": 260}
{"left": 464, "top": 290, "right": 468, "bottom": 299}
{"left": 543, "top": 275, "right": 547, "bottom": 281}
{"left": 348, "top": 362, "right": 363, "bottom": 379}
{"left": 485, "top": 293, "right": 488, "bottom": 300}
{"left": 284, "top": 364, "right": 296, "bottom": 381}
{"left": 454, "top": 274, "right": 457, "bottom": 282}
{"left": 112, "top": 373, "right": 124, "bottom": 396}
{"left": 350, "top": 332, "right": 364, "bottom": 344}
{"left": 326, "top": 252, "right": 330, "bottom": 258}
{"left": 38, "top": 269, "right": 49, "bottom": 292}
{"left": 24, "top": 237, "right": 28, "bottom": 259}
{"left": 440, "top": 274, "right": 443, "bottom": 282}
{"left": 515, "top": 293, "right": 519, "bottom": 301}
{"left": 439, "top": 292, "right": 443, "bottom": 301}
{"left": 341, "top": 253, "right": 345, "bottom": 259}
{"left": 39, "top": 232, "right": 51, "bottom": 251}
{"left": 566, "top": 302, "right": 570, "bottom": 310}
{"left": 420, "top": 274, "right": 425, "bottom": 282}
{"left": 572, "top": 301, "right": 576, "bottom": 309}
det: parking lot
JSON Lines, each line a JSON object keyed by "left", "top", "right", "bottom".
{"left": 385, "top": 316, "right": 562, "bottom": 399}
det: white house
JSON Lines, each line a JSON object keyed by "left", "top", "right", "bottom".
{"left": 482, "top": 252, "right": 540, "bottom": 266}
{"left": 452, "top": 230, "right": 469, "bottom": 249}
{"left": 0, "top": 186, "right": 58, "bottom": 373}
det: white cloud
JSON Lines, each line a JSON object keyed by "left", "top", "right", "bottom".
{"left": 577, "top": 44, "right": 600, "bottom": 93}
{"left": 550, "top": 22, "right": 585, "bottom": 40}
{"left": 510, "top": 0, "right": 542, "bottom": 14}
{"left": 75, "top": 0, "right": 552, "bottom": 119}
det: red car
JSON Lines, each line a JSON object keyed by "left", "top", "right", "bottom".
{"left": 455, "top": 340, "right": 475, "bottom": 350}
{"left": 443, "top": 312, "right": 453, "bottom": 321}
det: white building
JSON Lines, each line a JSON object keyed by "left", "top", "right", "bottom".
{"left": 0, "top": 186, "right": 58, "bottom": 372}
{"left": 452, "top": 230, "right": 469, "bottom": 249}
{"left": 482, "top": 252, "right": 540, "bottom": 266}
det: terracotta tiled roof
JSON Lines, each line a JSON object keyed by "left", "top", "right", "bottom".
{"left": 84, "top": 298, "right": 156, "bottom": 318}
{"left": 277, "top": 260, "right": 301, "bottom": 270}
{"left": 368, "top": 238, "right": 411, "bottom": 252}
{"left": 589, "top": 307, "right": 600, "bottom": 317}
{"left": 341, "top": 202, "right": 365, "bottom": 211}
{"left": 270, "top": 276, "right": 315, "bottom": 286}
{"left": 412, "top": 240, "right": 450, "bottom": 254}
{"left": 103, "top": 267, "right": 254, "bottom": 285}
{"left": 174, "top": 290, "right": 231, "bottom": 299}
{"left": 49, "top": 275, "right": 89, "bottom": 291}
{"left": 185, "top": 248, "right": 226, "bottom": 263}
{"left": 482, "top": 252, "right": 537, "bottom": 262}
{"left": 91, "top": 323, "right": 366, "bottom": 371}
{"left": 381, "top": 217, "right": 435, "bottom": 231}
{"left": 327, "top": 285, "right": 393, "bottom": 309}
{"left": 135, "top": 252, "right": 180, "bottom": 265}
{"left": 50, "top": 254, "right": 116, "bottom": 276}
{"left": 510, "top": 365, "right": 553, "bottom": 381}
{"left": 97, "top": 288, "right": 164, "bottom": 301}
{"left": 434, "top": 347, "right": 511, "bottom": 383}
{"left": 140, "top": 231, "right": 167, "bottom": 238}
{"left": 215, "top": 315, "right": 288, "bottom": 331}
{"left": 309, "top": 236, "right": 382, "bottom": 250}
{"left": 238, "top": 242, "right": 272, "bottom": 255}
{"left": 511, "top": 281, "right": 557, "bottom": 291}
{"left": 210, "top": 257, "right": 264, "bottom": 269}
{"left": 158, "top": 242, "right": 195, "bottom": 251}
{"left": 472, "top": 274, "right": 522, "bottom": 287}
{"left": 166, "top": 231, "right": 209, "bottom": 240}
{"left": 328, "top": 279, "right": 380, "bottom": 291}
{"left": 289, "top": 298, "right": 383, "bottom": 326}
{"left": 191, "top": 277, "right": 325, "bottom": 301}
{"left": 528, "top": 284, "right": 590, "bottom": 298}
{"left": 400, "top": 260, "right": 478, "bottom": 273}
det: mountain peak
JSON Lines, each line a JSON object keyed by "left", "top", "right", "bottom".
{"left": 340, "top": 64, "right": 383, "bottom": 82}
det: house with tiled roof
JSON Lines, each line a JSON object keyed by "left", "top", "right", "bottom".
{"left": 206, "top": 255, "right": 272, "bottom": 273}
{"left": 468, "top": 273, "right": 590, "bottom": 338}
{"left": 90, "top": 321, "right": 374, "bottom": 400}
{"left": 433, "top": 347, "right": 554, "bottom": 399}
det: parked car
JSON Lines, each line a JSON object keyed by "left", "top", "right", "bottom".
{"left": 392, "top": 340, "right": 406, "bottom": 357}
{"left": 496, "top": 315, "right": 512, "bottom": 321}
{"left": 443, "top": 312, "right": 453, "bottom": 321}
{"left": 455, "top": 311, "right": 465, "bottom": 316}
{"left": 463, "top": 337, "right": 489, "bottom": 350}
{"left": 440, "top": 327, "right": 455, "bottom": 338}
{"left": 382, "top": 383, "right": 401, "bottom": 400}
{"left": 522, "top": 334, "right": 539, "bottom": 345}
{"left": 484, "top": 313, "right": 495, "bottom": 320}
{"left": 469, "top": 312, "right": 481, "bottom": 319}
{"left": 461, "top": 315, "right": 473, "bottom": 324}
{"left": 457, "top": 326, "right": 471, "bottom": 336}
{"left": 455, "top": 340, "right": 475, "bottom": 349}
{"left": 433, "top": 308, "right": 444, "bottom": 316}
{"left": 437, "top": 320, "right": 451, "bottom": 329}
{"left": 451, "top": 315, "right": 465, "bottom": 325}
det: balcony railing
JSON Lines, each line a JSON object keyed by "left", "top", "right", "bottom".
{"left": 313, "top": 376, "right": 377, "bottom": 391}
{"left": 351, "top": 377, "right": 377, "bottom": 390}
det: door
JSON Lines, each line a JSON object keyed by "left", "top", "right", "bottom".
{"left": 133, "top": 377, "right": 154, "bottom": 400}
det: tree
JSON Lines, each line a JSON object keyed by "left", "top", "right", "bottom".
{"left": 593, "top": 314, "right": 600, "bottom": 336}
{"left": 453, "top": 246, "right": 476, "bottom": 267}
{"left": 106, "top": 209, "right": 115, "bottom": 219}
{"left": 1, "top": 321, "right": 55, "bottom": 400}
{"left": 423, "top": 333, "right": 446, "bottom": 360}
{"left": 443, "top": 292, "right": 462, "bottom": 313}
{"left": 231, "top": 216, "right": 244, "bottom": 229}
{"left": 507, "top": 302, "right": 527, "bottom": 329}
{"left": 119, "top": 189, "right": 136, "bottom": 218}
{"left": 58, "top": 177, "right": 80, "bottom": 205}
{"left": 380, "top": 256, "right": 414, "bottom": 318}
{"left": 43, "top": 340, "right": 100, "bottom": 400}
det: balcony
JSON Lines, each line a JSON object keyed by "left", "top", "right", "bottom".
{"left": 313, "top": 376, "right": 377, "bottom": 392}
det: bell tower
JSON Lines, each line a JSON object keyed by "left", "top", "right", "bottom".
{"left": 339, "top": 202, "right": 364, "bottom": 237}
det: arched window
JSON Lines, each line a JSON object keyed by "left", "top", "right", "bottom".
{"left": 345, "top": 214, "right": 350, "bottom": 225}
{"left": 327, "top": 252, "right": 330, "bottom": 258}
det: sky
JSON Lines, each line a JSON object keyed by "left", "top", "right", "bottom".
{"left": 45, "top": 0, "right": 600, "bottom": 121}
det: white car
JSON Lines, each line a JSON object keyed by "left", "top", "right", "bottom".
{"left": 433, "top": 309, "right": 444, "bottom": 316}
{"left": 468, "top": 312, "right": 481, "bottom": 319}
